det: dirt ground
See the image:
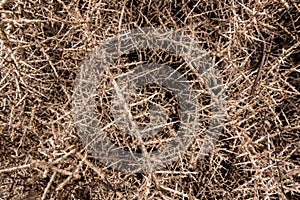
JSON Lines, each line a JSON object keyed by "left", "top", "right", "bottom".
{"left": 0, "top": 0, "right": 299, "bottom": 199}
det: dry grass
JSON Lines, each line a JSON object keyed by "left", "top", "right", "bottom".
{"left": 0, "top": 0, "right": 299, "bottom": 199}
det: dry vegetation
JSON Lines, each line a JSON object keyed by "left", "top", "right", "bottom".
{"left": 0, "top": 0, "right": 299, "bottom": 199}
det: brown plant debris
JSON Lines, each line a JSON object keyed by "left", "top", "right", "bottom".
{"left": 0, "top": 0, "right": 299, "bottom": 199}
